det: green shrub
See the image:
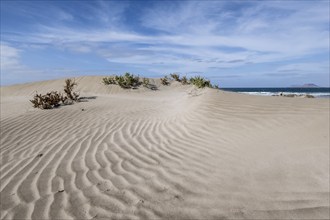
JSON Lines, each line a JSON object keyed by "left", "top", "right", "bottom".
{"left": 114, "top": 75, "right": 126, "bottom": 88}
{"left": 103, "top": 73, "right": 159, "bottom": 90}
{"left": 170, "top": 73, "right": 181, "bottom": 82}
{"left": 103, "top": 73, "right": 140, "bottom": 89}
{"left": 160, "top": 76, "right": 170, "bottom": 85}
{"left": 102, "top": 76, "right": 116, "bottom": 85}
{"left": 189, "top": 76, "right": 212, "bottom": 88}
{"left": 117, "top": 73, "right": 139, "bottom": 88}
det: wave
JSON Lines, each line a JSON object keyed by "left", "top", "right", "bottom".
{"left": 240, "top": 92, "right": 330, "bottom": 98}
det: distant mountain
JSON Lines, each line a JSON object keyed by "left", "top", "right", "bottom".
{"left": 291, "top": 83, "right": 320, "bottom": 88}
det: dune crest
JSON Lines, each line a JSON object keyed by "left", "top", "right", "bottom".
{"left": 1, "top": 76, "right": 329, "bottom": 219}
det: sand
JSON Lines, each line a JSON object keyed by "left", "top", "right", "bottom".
{"left": 1, "top": 76, "right": 329, "bottom": 219}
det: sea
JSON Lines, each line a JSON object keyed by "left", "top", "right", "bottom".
{"left": 220, "top": 87, "right": 330, "bottom": 98}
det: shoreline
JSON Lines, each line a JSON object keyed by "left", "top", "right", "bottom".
{"left": 220, "top": 87, "right": 330, "bottom": 99}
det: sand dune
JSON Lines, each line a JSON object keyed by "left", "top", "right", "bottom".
{"left": 1, "top": 76, "right": 329, "bottom": 219}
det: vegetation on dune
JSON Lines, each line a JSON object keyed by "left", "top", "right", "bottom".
{"left": 142, "top": 78, "right": 150, "bottom": 87}
{"left": 30, "top": 91, "right": 62, "bottom": 109}
{"left": 181, "top": 76, "right": 189, "bottom": 85}
{"left": 170, "top": 73, "right": 181, "bottom": 82}
{"left": 102, "top": 76, "right": 116, "bottom": 85}
{"left": 164, "top": 73, "right": 218, "bottom": 89}
{"left": 160, "top": 76, "right": 170, "bottom": 85}
{"left": 31, "top": 73, "right": 219, "bottom": 110}
{"left": 64, "top": 78, "right": 79, "bottom": 101}
{"left": 189, "top": 76, "right": 212, "bottom": 88}
{"left": 115, "top": 72, "right": 140, "bottom": 88}
{"left": 30, "top": 78, "right": 80, "bottom": 109}
{"left": 142, "top": 77, "right": 158, "bottom": 90}
{"left": 103, "top": 73, "right": 161, "bottom": 90}
{"left": 103, "top": 72, "right": 218, "bottom": 89}
{"left": 103, "top": 73, "right": 143, "bottom": 89}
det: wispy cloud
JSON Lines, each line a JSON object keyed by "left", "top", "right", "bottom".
{"left": 1, "top": 0, "right": 329, "bottom": 86}
{"left": 0, "top": 42, "right": 22, "bottom": 70}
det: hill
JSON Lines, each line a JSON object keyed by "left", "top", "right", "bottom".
{"left": 291, "top": 83, "right": 320, "bottom": 88}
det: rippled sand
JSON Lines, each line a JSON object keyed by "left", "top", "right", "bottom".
{"left": 1, "top": 76, "right": 329, "bottom": 219}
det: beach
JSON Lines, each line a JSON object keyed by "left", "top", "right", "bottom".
{"left": 1, "top": 76, "right": 329, "bottom": 219}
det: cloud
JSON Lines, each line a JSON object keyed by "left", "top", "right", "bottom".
{"left": 1, "top": 1, "right": 329, "bottom": 86}
{"left": 276, "top": 62, "right": 329, "bottom": 73}
{"left": 0, "top": 42, "right": 34, "bottom": 85}
{"left": 264, "top": 72, "right": 302, "bottom": 78}
{"left": 29, "top": 1, "right": 327, "bottom": 68}
{"left": 0, "top": 42, "right": 22, "bottom": 70}
{"left": 3, "top": 1, "right": 328, "bottom": 56}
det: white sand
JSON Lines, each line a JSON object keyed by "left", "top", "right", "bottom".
{"left": 1, "top": 76, "right": 329, "bottom": 219}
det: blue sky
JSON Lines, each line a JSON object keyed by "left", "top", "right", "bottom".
{"left": 1, "top": 0, "right": 329, "bottom": 87}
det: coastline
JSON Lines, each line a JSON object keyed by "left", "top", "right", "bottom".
{"left": 221, "top": 87, "right": 330, "bottom": 98}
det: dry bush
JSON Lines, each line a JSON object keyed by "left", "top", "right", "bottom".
{"left": 160, "top": 76, "right": 170, "bottom": 85}
{"left": 181, "top": 76, "right": 189, "bottom": 85}
{"left": 64, "top": 79, "right": 79, "bottom": 101}
{"left": 31, "top": 78, "right": 80, "bottom": 109}
{"left": 170, "top": 73, "right": 181, "bottom": 82}
{"left": 30, "top": 91, "right": 63, "bottom": 109}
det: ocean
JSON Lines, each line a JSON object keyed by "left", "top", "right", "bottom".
{"left": 220, "top": 87, "right": 330, "bottom": 98}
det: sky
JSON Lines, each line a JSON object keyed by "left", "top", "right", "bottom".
{"left": 1, "top": 0, "right": 329, "bottom": 87}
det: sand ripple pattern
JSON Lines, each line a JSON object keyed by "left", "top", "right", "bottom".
{"left": 1, "top": 86, "right": 329, "bottom": 219}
